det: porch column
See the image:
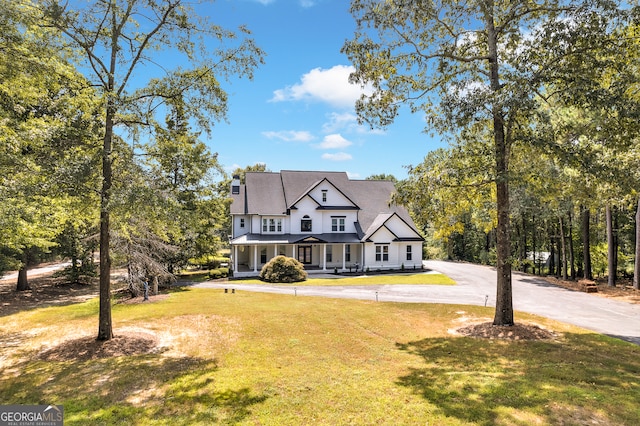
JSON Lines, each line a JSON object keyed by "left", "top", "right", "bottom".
{"left": 253, "top": 245, "right": 258, "bottom": 273}
{"left": 322, "top": 244, "right": 327, "bottom": 271}
{"left": 274, "top": 244, "right": 278, "bottom": 258}
{"left": 233, "top": 245, "right": 238, "bottom": 272}
{"left": 342, "top": 244, "right": 346, "bottom": 271}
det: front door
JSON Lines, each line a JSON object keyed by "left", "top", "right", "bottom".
{"left": 298, "top": 246, "right": 312, "bottom": 264}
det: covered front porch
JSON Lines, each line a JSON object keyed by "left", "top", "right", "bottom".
{"left": 230, "top": 234, "right": 363, "bottom": 278}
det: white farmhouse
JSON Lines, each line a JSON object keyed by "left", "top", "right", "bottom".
{"left": 229, "top": 170, "right": 423, "bottom": 277}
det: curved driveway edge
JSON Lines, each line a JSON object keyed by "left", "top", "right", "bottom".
{"left": 193, "top": 260, "right": 640, "bottom": 345}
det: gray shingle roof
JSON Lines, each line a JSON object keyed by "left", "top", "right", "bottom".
{"left": 230, "top": 170, "right": 420, "bottom": 239}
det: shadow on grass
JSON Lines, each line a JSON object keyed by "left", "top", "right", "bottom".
{"left": 396, "top": 333, "right": 640, "bottom": 426}
{"left": 1, "top": 351, "right": 268, "bottom": 425}
{"left": 0, "top": 278, "right": 100, "bottom": 318}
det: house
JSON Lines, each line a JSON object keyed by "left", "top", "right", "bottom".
{"left": 229, "top": 170, "right": 424, "bottom": 277}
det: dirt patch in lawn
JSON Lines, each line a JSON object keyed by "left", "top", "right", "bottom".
{"left": 39, "top": 331, "right": 161, "bottom": 362}
{"left": 456, "top": 322, "right": 557, "bottom": 341}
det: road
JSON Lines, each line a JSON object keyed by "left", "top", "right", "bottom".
{"left": 0, "top": 261, "right": 71, "bottom": 282}
{"left": 195, "top": 260, "right": 640, "bottom": 345}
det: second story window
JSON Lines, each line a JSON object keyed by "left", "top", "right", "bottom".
{"left": 331, "top": 217, "right": 345, "bottom": 232}
{"left": 239, "top": 218, "right": 245, "bottom": 228}
{"left": 262, "top": 217, "right": 282, "bottom": 233}
{"left": 322, "top": 190, "right": 327, "bottom": 202}
{"left": 301, "top": 215, "right": 312, "bottom": 232}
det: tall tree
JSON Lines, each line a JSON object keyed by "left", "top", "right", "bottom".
{"left": 1, "top": 0, "right": 101, "bottom": 289}
{"left": 343, "top": 0, "right": 603, "bottom": 325}
{"left": 40, "top": 0, "right": 264, "bottom": 340}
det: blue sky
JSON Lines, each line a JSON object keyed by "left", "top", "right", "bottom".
{"left": 194, "top": 0, "right": 445, "bottom": 180}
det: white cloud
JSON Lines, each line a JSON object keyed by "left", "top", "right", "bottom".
{"left": 315, "top": 134, "right": 352, "bottom": 150}
{"left": 321, "top": 112, "right": 357, "bottom": 133}
{"left": 321, "top": 111, "right": 386, "bottom": 135}
{"left": 253, "top": 0, "right": 275, "bottom": 5}
{"left": 322, "top": 152, "right": 352, "bottom": 161}
{"left": 262, "top": 130, "right": 315, "bottom": 142}
{"left": 271, "top": 65, "right": 373, "bottom": 109}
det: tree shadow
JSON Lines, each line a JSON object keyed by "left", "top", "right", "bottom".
{"left": 0, "top": 276, "right": 99, "bottom": 318}
{"left": 395, "top": 333, "right": 640, "bottom": 425}
{"left": 1, "top": 346, "right": 268, "bottom": 425}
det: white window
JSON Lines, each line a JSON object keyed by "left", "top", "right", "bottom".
{"left": 322, "top": 190, "right": 327, "bottom": 202}
{"left": 345, "top": 245, "right": 351, "bottom": 262}
{"left": 239, "top": 218, "right": 245, "bottom": 228}
{"left": 375, "top": 245, "right": 389, "bottom": 262}
{"left": 326, "top": 245, "right": 332, "bottom": 262}
{"left": 406, "top": 245, "right": 412, "bottom": 261}
{"left": 331, "top": 217, "right": 345, "bottom": 232}
{"left": 262, "top": 218, "right": 282, "bottom": 233}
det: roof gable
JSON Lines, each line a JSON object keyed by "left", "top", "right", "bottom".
{"left": 363, "top": 212, "right": 424, "bottom": 242}
{"left": 289, "top": 177, "right": 359, "bottom": 210}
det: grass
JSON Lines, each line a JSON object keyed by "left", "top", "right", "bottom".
{"left": 234, "top": 272, "right": 456, "bottom": 286}
{"left": 1, "top": 288, "right": 639, "bottom": 425}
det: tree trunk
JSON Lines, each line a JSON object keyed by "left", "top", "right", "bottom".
{"left": 606, "top": 204, "right": 616, "bottom": 287}
{"left": 614, "top": 212, "right": 619, "bottom": 279}
{"left": 559, "top": 215, "right": 567, "bottom": 280}
{"left": 549, "top": 232, "right": 556, "bottom": 276}
{"left": 97, "top": 97, "right": 115, "bottom": 341}
{"left": 568, "top": 209, "right": 575, "bottom": 279}
{"left": 634, "top": 197, "right": 639, "bottom": 290}
{"left": 126, "top": 258, "right": 139, "bottom": 297}
{"left": 16, "top": 266, "right": 30, "bottom": 291}
{"left": 532, "top": 214, "right": 538, "bottom": 275}
{"left": 522, "top": 213, "right": 529, "bottom": 273}
{"left": 485, "top": 10, "right": 513, "bottom": 326}
{"left": 555, "top": 236, "right": 561, "bottom": 279}
{"left": 16, "top": 249, "right": 32, "bottom": 291}
{"left": 581, "top": 206, "right": 592, "bottom": 280}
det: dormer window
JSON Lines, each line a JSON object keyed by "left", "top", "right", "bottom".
{"left": 231, "top": 174, "right": 241, "bottom": 195}
{"left": 322, "top": 190, "right": 327, "bottom": 203}
{"left": 301, "top": 215, "right": 312, "bottom": 232}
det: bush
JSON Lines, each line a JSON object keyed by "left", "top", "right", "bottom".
{"left": 208, "top": 267, "right": 229, "bottom": 279}
{"left": 260, "top": 256, "right": 307, "bottom": 283}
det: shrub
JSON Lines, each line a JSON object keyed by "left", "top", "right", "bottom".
{"left": 260, "top": 256, "right": 307, "bottom": 283}
{"left": 208, "top": 267, "right": 229, "bottom": 279}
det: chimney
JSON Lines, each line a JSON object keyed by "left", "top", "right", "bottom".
{"left": 231, "top": 175, "right": 241, "bottom": 195}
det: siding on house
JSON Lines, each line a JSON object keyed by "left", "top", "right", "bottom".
{"left": 229, "top": 170, "right": 423, "bottom": 276}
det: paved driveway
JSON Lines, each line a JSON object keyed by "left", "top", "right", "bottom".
{"left": 195, "top": 260, "right": 640, "bottom": 345}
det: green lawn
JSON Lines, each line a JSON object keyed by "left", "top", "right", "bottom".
{"left": 1, "top": 288, "right": 638, "bottom": 425}
{"left": 233, "top": 272, "right": 456, "bottom": 286}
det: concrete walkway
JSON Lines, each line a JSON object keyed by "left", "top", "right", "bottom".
{"left": 194, "top": 260, "right": 640, "bottom": 345}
